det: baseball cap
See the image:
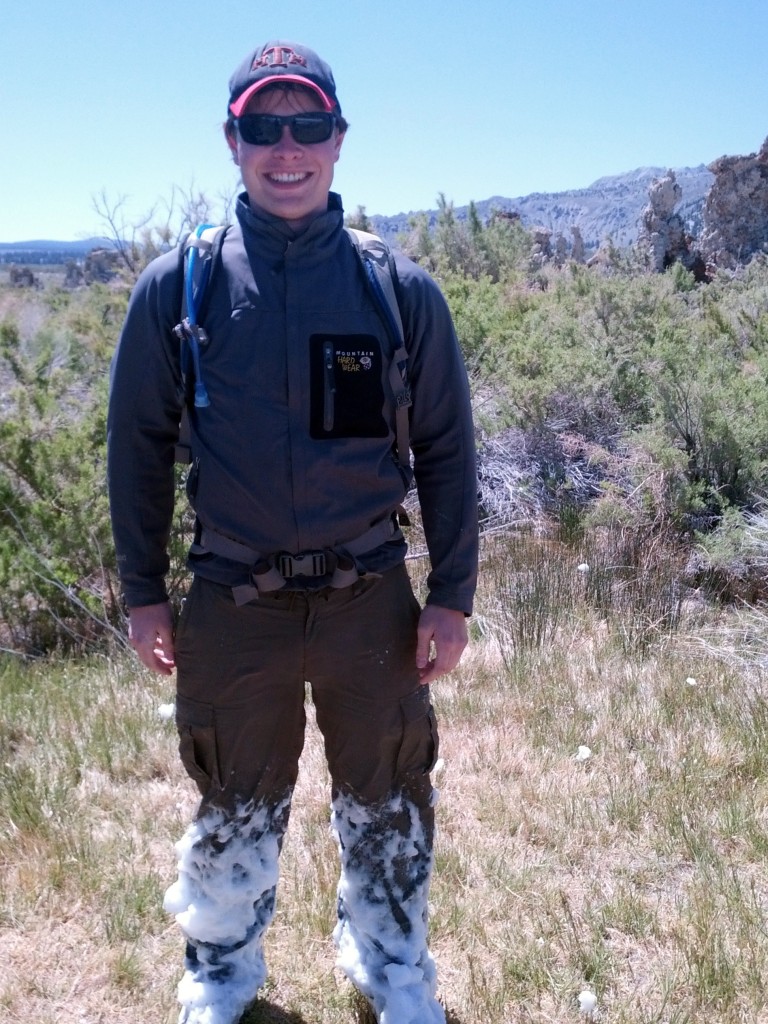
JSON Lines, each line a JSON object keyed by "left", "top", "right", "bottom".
{"left": 228, "top": 42, "right": 341, "bottom": 118}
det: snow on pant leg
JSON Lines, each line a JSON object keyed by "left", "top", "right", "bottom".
{"left": 331, "top": 786, "right": 444, "bottom": 1024}
{"left": 305, "top": 566, "right": 445, "bottom": 1024}
{"left": 164, "top": 796, "right": 291, "bottom": 1024}
{"left": 169, "top": 577, "right": 309, "bottom": 1024}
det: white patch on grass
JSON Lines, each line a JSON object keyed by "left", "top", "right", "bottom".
{"left": 578, "top": 988, "right": 598, "bottom": 1014}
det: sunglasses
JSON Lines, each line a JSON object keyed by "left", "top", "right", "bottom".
{"left": 234, "top": 112, "right": 338, "bottom": 146}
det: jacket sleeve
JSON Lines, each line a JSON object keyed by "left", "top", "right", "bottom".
{"left": 106, "top": 250, "right": 184, "bottom": 608}
{"left": 394, "top": 256, "right": 479, "bottom": 615}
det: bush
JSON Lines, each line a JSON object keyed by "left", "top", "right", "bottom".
{"left": 4, "top": 199, "right": 768, "bottom": 653}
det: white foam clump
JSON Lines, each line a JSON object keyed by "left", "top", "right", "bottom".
{"left": 164, "top": 799, "right": 289, "bottom": 1024}
{"left": 575, "top": 745, "right": 592, "bottom": 762}
{"left": 332, "top": 789, "right": 445, "bottom": 1024}
{"left": 158, "top": 702, "right": 176, "bottom": 721}
{"left": 164, "top": 805, "right": 280, "bottom": 941}
{"left": 578, "top": 988, "right": 598, "bottom": 1013}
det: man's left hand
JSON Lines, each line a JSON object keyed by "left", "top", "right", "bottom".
{"left": 415, "top": 604, "right": 468, "bottom": 686}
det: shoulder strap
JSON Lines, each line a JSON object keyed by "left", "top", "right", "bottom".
{"left": 345, "top": 227, "right": 412, "bottom": 470}
{"left": 174, "top": 224, "right": 228, "bottom": 463}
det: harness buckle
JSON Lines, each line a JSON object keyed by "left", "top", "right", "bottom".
{"left": 174, "top": 317, "right": 209, "bottom": 346}
{"left": 277, "top": 550, "right": 328, "bottom": 579}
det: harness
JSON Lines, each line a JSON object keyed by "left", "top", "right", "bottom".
{"left": 172, "top": 223, "right": 412, "bottom": 600}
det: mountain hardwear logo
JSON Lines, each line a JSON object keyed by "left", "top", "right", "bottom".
{"left": 252, "top": 46, "right": 308, "bottom": 72}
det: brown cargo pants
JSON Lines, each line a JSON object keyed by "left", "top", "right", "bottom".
{"left": 168, "top": 562, "right": 443, "bottom": 1022}
{"left": 173, "top": 562, "right": 439, "bottom": 812}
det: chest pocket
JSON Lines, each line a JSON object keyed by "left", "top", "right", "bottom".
{"left": 309, "top": 334, "right": 388, "bottom": 439}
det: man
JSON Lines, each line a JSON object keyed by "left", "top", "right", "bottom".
{"left": 107, "top": 40, "right": 477, "bottom": 1024}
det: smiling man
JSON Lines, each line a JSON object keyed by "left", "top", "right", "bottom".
{"left": 107, "top": 41, "right": 478, "bottom": 1024}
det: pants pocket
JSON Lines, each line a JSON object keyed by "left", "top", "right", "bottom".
{"left": 396, "top": 688, "right": 440, "bottom": 778}
{"left": 176, "top": 693, "right": 221, "bottom": 795}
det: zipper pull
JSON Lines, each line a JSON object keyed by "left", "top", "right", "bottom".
{"left": 323, "top": 340, "right": 336, "bottom": 432}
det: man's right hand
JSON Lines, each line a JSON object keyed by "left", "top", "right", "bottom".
{"left": 128, "top": 602, "right": 176, "bottom": 675}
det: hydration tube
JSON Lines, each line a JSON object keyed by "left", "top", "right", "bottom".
{"left": 185, "top": 223, "right": 215, "bottom": 408}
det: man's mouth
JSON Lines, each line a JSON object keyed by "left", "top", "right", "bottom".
{"left": 267, "top": 172, "right": 310, "bottom": 184}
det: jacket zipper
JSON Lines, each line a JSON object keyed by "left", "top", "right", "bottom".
{"left": 323, "top": 340, "right": 336, "bottom": 431}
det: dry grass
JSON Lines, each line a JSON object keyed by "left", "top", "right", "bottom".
{"left": 3, "top": 540, "right": 768, "bottom": 1023}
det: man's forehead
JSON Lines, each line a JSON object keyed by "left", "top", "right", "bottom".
{"left": 243, "top": 83, "right": 326, "bottom": 113}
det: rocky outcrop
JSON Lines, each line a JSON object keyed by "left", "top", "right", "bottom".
{"left": 636, "top": 170, "right": 691, "bottom": 271}
{"left": 8, "top": 266, "right": 38, "bottom": 287}
{"left": 698, "top": 137, "right": 768, "bottom": 268}
{"left": 571, "top": 226, "right": 585, "bottom": 264}
{"left": 530, "top": 227, "right": 553, "bottom": 268}
{"left": 83, "top": 247, "right": 121, "bottom": 283}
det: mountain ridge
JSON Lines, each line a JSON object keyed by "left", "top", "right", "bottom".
{"left": 0, "top": 164, "right": 714, "bottom": 262}
{"left": 367, "top": 165, "right": 714, "bottom": 253}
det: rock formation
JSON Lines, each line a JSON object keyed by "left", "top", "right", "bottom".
{"left": 698, "top": 137, "right": 768, "bottom": 269}
{"left": 8, "top": 266, "right": 38, "bottom": 287}
{"left": 570, "top": 226, "right": 585, "bottom": 264}
{"left": 529, "top": 227, "right": 553, "bottom": 268}
{"left": 83, "top": 247, "right": 121, "bottom": 283}
{"left": 636, "top": 170, "right": 693, "bottom": 271}
{"left": 530, "top": 225, "right": 585, "bottom": 267}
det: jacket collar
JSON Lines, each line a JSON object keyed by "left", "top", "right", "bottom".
{"left": 235, "top": 191, "right": 345, "bottom": 263}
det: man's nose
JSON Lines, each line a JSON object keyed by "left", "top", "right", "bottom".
{"left": 273, "top": 126, "right": 302, "bottom": 153}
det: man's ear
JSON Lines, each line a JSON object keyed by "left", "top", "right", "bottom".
{"left": 224, "top": 122, "right": 240, "bottom": 165}
{"left": 333, "top": 128, "right": 345, "bottom": 162}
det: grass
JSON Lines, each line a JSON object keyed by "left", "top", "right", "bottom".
{"left": 2, "top": 531, "right": 768, "bottom": 1023}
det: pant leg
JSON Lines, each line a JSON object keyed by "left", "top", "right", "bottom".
{"left": 306, "top": 565, "right": 445, "bottom": 1024}
{"left": 164, "top": 797, "right": 291, "bottom": 1024}
{"left": 168, "top": 578, "right": 309, "bottom": 1024}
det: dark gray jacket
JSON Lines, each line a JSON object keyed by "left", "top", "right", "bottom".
{"left": 107, "top": 193, "right": 478, "bottom": 613}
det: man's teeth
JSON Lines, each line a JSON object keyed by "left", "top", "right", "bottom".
{"left": 269, "top": 173, "right": 308, "bottom": 183}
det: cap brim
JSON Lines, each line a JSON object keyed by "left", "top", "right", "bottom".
{"left": 229, "top": 76, "right": 335, "bottom": 117}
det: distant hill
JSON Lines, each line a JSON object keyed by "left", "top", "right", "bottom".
{"left": 0, "top": 238, "right": 109, "bottom": 266}
{"left": 1, "top": 165, "right": 714, "bottom": 263}
{"left": 368, "top": 165, "right": 714, "bottom": 253}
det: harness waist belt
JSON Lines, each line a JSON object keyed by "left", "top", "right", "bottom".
{"left": 191, "top": 515, "right": 403, "bottom": 604}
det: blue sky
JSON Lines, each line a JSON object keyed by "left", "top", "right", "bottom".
{"left": 2, "top": 0, "right": 767, "bottom": 242}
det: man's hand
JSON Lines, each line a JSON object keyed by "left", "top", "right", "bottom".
{"left": 415, "top": 604, "right": 468, "bottom": 686}
{"left": 128, "top": 602, "right": 176, "bottom": 675}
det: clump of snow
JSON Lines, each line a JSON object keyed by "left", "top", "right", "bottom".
{"left": 164, "top": 796, "right": 291, "bottom": 1024}
{"left": 163, "top": 784, "right": 444, "bottom": 1024}
{"left": 332, "top": 788, "right": 444, "bottom": 1024}
{"left": 578, "top": 988, "right": 598, "bottom": 1014}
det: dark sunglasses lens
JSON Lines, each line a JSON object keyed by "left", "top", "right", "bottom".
{"left": 290, "top": 115, "right": 334, "bottom": 143}
{"left": 237, "top": 116, "right": 281, "bottom": 145}
{"left": 236, "top": 114, "right": 335, "bottom": 145}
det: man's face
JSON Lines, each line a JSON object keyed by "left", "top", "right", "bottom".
{"left": 227, "top": 86, "right": 344, "bottom": 231}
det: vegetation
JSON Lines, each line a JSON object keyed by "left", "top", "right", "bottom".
{"left": 2, "top": 541, "right": 768, "bottom": 1023}
{"left": 4, "top": 198, "right": 767, "bottom": 654}
{"left": 1, "top": 198, "right": 768, "bottom": 1021}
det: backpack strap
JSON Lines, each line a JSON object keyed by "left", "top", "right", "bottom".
{"left": 173, "top": 224, "right": 228, "bottom": 463}
{"left": 345, "top": 228, "right": 412, "bottom": 471}
{"left": 173, "top": 225, "right": 410, "bottom": 471}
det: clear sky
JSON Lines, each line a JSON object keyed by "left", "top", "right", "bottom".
{"left": 2, "top": 0, "right": 767, "bottom": 242}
